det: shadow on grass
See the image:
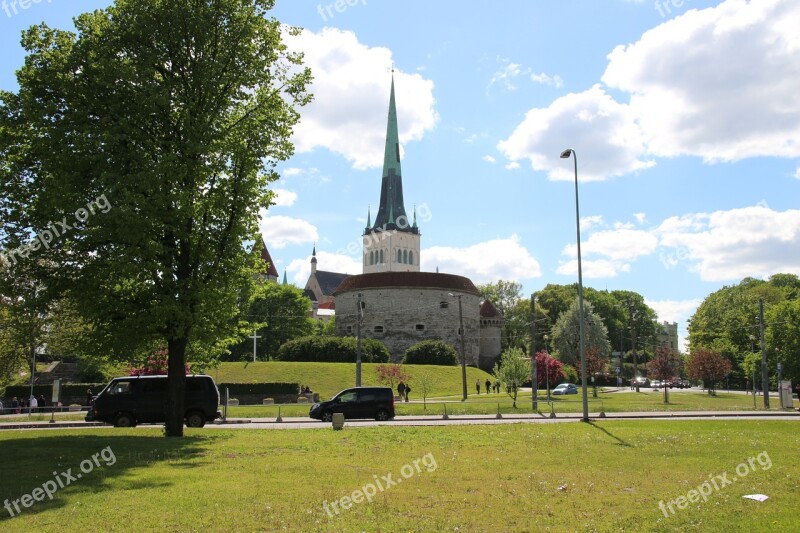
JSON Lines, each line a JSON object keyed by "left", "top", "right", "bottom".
{"left": 0, "top": 432, "right": 222, "bottom": 523}
{"left": 587, "top": 421, "right": 632, "bottom": 447}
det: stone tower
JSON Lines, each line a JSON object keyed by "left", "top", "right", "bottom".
{"left": 362, "top": 75, "right": 421, "bottom": 274}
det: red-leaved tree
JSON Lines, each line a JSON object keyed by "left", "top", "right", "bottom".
{"left": 649, "top": 346, "right": 678, "bottom": 403}
{"left": 534, "top": 350, "right": 565, "bottom": 394}
{"left": 686, "top": 349, "right": 731, "bottom": 395}
{"left": 129, "top": 348, "right": 191, "bottom": 376}
{"left": 574, "top": 347, "right": 609, "bottom": 397}
{"left": 375, "top": 364, "right": 410, "bottom": 393}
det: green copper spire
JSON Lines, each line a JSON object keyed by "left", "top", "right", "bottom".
{"left": 282, "top": 269, "right": 288, "bottom": 285}
{"left": 369, "top": 73, "right": 417, "bottom": 235}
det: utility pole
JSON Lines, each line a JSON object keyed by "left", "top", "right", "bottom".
{"left": 760, "top": 298, "right": 769, "bottom": 408}
{"left": 249, "top": 330, "right": 261, "bottom": 363}
{"left": 456, "top": 294, "right": 467, "bottom": 401}
{"left": 356, "top": 293, "right": 365, "bottom": 387}
{"left": 628, "top": 305, "right": 638, "bottom": 392}
{"left": 531, "top": 293, "right": 538, "bottom": 411}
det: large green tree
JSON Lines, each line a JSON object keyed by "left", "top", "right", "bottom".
{"left": 0, "top": 0, "right": 311, "bottom": 436}
{"left": 478, "top": 280, "right": 528, "bottom": 350}
{"left": 550, "top": 299, "right": 612, "bottom": 366}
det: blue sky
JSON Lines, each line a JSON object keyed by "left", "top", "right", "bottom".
{"left": 2, "top": 0, "right": 799, "bottom": 348}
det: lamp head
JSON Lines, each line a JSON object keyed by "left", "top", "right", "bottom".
{"left": 560, "top": 149, "right": 573, "bottom": 159}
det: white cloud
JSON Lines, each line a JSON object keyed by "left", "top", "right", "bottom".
{"left": 421, "top": 235, "right": 541, "bottom": 284}
{"left": 497, "top": 85, "right": 654, "bottom": 181}
{"left": 531, "top": 72, "right": 564, "bottom": 88}
{"left": 258, "top": 213, "right": 319, "bottom": 249}
{"left": 285, "top": 28, "right": 438, "bottom": 170}
{"left": 633, "top": 212, "right": 646, "bottom": 224}
{"left": 603, "top": 0, "right": 800, "bottom": 162}
{"left": 581, "top": 215, "right": 605, "bottom": 231}
{"left": 646, "top": 299, "right": 702, "bottom": 326}
{"left": 556, "top": 258, "right": 631, "bottom": 279}
{"left": 656, "top": 205, "right": 800, "bottom": 281}
{"left": 286, "top": 251, "right": 362, "bottom": 286}
{"left": 488, "top": 61, "right": 524, "bottom": 92}
{"left": 271, "top": 188, "right": 298, "bottom": 207}
{"left": 505, "top": 161, "right": 520, "bottom": 170}
{"left": 282, "top": 167, "right": 303, "bottom": 177}
{"left": 483, "top": 155, "right": 496, "bottom": 164}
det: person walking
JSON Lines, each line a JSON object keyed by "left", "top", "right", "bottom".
{"left": 475, "top": 379, "right": 481, "bottom": 395}
{"left": 795, "top": 382, "right": 800, "bottom": 411}
{"left": 485, "top": 379, "right": 491, "bottom": 394}
{"left": 397, "top": 382, "right": 406, "bottom": 401}
{"left": 86, "top": 389, "right": 94, "bottom": 406}
{"left": 404, "top": 384, "right": 410, "bottom": 402}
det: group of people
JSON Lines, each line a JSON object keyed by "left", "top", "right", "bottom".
{"left": 397, "top": 382, "right": 411, "bottom": 402}
{"left": 475, "top": 379, "right": 502, "bottom": 394}
{"left": 300, "top": 385, "right": 312, "bottom": 394}
{"left": 4, "top": 395, "right": 49, "bottom": 414}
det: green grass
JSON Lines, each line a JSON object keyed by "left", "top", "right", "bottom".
{"left": 209, "top": 361, "right": 495, "bottom": 398}
{"left": 0, "top": 421, "right": 798, "bottom": 531}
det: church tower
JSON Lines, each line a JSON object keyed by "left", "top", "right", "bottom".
{"left": 363, "top": 75, "right": 421, "bottom": 273}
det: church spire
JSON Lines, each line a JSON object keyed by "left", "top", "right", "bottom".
{"left": 369, "top": 73, "right": 416, "bottom": 235}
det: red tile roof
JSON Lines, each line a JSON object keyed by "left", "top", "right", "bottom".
{"left": 333, "top": 272, "right": 480, "bottom": 295}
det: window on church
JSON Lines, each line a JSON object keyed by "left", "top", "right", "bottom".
{"left": 403, "top": 250, "right": 408, "bottom": 264}
{"left": 370, "top": 251, "right": 374, "bottom": 265}
{"left": 440, "top": 301, "right": 448, "bottom": 309}
{"left": 346, "top": 326, "right": 352, "bottom": 334}
{"left": 409, "top": 251, "right": 414, "bottom": 265}
{"left": 415, "top": 324, "right": 425, "bottom": 331}
{"left": 397, "top": 249, "right": 402, "bottom": 263}
{"left": 379, "top": 249, "right": 384, "bottom": 263}
{"left": 374, "top": 325, "right": 384, "bottom": 333}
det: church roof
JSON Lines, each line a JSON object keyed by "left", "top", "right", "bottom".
{"left": 333, "top": 272, "right": 480, "bottom": 295}
{"left": 480, "top": 299, "right": 502, "bottom": 318}
{"left": 368, "top": 75, "right": 418, "bottom": 236}
{"left": 255, "top": 237, "right": 279, "bottom": 278}
{"left": 316, "top": 270, "right": 351, "bottom": 296}
{"left": 303, "top": 288, "right": 317, "bottom": 302}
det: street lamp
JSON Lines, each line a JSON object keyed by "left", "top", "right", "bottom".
{"left": 355, "top": 293, "right": 365, "bottom": 387}
{"left": 543, "top": 334, "right": 550, "bottom": 400}
{"left": 560, "top": 148, "right": 589, "bottom": 423}
{"left": 449, "top": 293, "right": 468, "bottom": 401}
{"left": 749, "top": 334, "right": 757, "bottom": 408}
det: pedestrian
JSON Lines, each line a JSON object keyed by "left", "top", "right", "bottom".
{"left": 86, "top": 389, "right": 94, "bottom": 406}
{"left": 30, "top": 395, "right": 38, "bottom": 411}
{"left": 476, "top": 379, "right": 481, "bottom": 394}
{"left": 397, "top": 382, "right": 406, "bottom": 401}
{"left": 12, "top": 396, "right": 20, "bottom": 414}
{"left": 494, "top": 380, "right": 500, "bottom": 393}
{"left": 38, "top": 394, "right": 47, "bottom": 409}
{"left": 404, "top": 384, "right": 411, "bottom": 402}
{"left": 795, "top": 383, "right": 800, "bottom": 411}
{"left": 485, "top": 379, "right": 491, "bottom": 394}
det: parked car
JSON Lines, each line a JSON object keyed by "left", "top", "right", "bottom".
{"left": 88, "top": 374, "right": 220, "bottom": 428}
{"left": 650, "top": 380, "right": 662, "bottom": 389}
{"left": 552, "top": 383, "right": 578, "bottom": 395}
{"left": 309, "top": 387, "right": 395, "bottom": 421}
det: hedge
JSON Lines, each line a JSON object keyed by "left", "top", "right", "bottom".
{"left": 276, "top": 336, "right": 390, "bottom": 363}
{"left": 402, "top": 340, "right": 458, "bottom": 366}
{"left": 3, "top": 383, "right": 105, "bottom": 400}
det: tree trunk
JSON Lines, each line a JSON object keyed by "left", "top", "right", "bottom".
{"left": 165, "top": 337, "right": 188, "bottom": 437}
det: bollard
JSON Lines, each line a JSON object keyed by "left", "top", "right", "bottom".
{"left": 442, "top": 404, "right": 449, "bottom": 420}
{"left": 332, "top": 412, "right": 345, "bottom": 430}
{"left": 496, "top": 403, "right": 502, "bottom": 419}
{"left": 549, "top": 402, "right": 556, "bottom": 418}
{"left": 276, "top": 406, "right": 283, "bottom": 423}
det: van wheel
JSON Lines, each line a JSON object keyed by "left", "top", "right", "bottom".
{"left": 185, "top": 412, "right": 205, "bottom": 428}
{"left": 375, "top": 410, "right": 391, "bottom": 421}
{"left": 321, "top": 411, "right": 333, "bottom": 422}
{"left": 114, "top": 413, "right": 135, "bottom": 427}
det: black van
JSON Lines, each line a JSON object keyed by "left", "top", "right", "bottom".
{"left": 309, "top": 387, "right": 395, "bottom": 421}
{"left": 88, "top": 375, "right": 220, "bottom": 428}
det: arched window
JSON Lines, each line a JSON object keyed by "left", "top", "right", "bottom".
{"left": 379, "top": 249, "right": 384, "bottom": 263}
{"left": 397, "top": 249, "right": 402, "bottom": 263}
{"left": 369, "top": 251, "right": 374, "bottom": 265}
{"left": 409, "top": 251, "right": 414, "bottom": 265}
{"left": 403, "top": 250, "right": 408, "bottom": 264}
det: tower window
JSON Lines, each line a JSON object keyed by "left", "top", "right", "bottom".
{"left": 415, "top": 324, "right": 425, "bottom": 331}
{"left": 379, "top": 249, "right": 384, "bottom": 263}
{"left": 346, "top": 326, "right": 353, "bottom": 334}
{"left": 409, "top": 251, "right": 414, "bottom": 265}
{"left": 403, "top": 250, "right": 408, "bottom": 264}
{"left": 440, "top": 301, "right": 449, "bottom": 309}
{"left": 397, "top": 249, "right": 402, "bottom": 263}
{"left": 374, "top": 326, "right": 384, "bottom": 333}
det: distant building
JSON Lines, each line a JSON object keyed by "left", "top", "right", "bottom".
{"left": 253, "top": 236, "right": 279, "bottom": 282}
{"left": 303, "top": 245, "right": 348, "bottom": 321}
{"left": 657, "top": 321, "right": 680, "bottom": 357}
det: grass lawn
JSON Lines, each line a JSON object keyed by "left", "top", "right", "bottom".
{"left": 0, "top": 421, "right": 798, "bottom": 531}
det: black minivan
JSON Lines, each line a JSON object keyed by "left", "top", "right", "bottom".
{"left": 88, "top": 375, "right": 220, "bottom": 428}
{"left": 309, "top": 387, "right": 395, "bottom": 421}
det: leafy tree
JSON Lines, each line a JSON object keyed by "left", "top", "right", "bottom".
{"left": 0, "top": 0, "right": 311, "bottom": 436}
{"left": 410, "top": 369, "right": 436, "bottom": 409}
{"left": 534, "top": 350, "right": 565, "bottom": 398}
{"left": 574, "top": 347, "right": 609, "bottom": 398}
{"left": 492, "top": 347, "right": 530, "bottom": 408}
{"left": 229, "top": 280, "right": 313, "bottom": 361}
{"left": 403, "top": 340, "right": 458, "bottom": 366}
{"left": 648, "top": 346, "right": 679, "bottom": 403}
{"left": 375, "top": 364, "right": 410, "bottom": 393}
{"left": 686, "top": 349, "right": 732, "bottom": 395}
{"left": 551, "top": 299, "right": 611, "bottom": 368}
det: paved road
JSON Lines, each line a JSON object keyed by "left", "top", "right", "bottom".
{"left": 2, "top": 410, "right": 798, "bottom": 431}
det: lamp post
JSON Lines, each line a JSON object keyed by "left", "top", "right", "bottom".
{"left": 543, "top": 334, "right": 550, "bottom": 401}
{"left": 560, "top": 148, "right": 589, "bottom": 422}
{"left": 356, "top": 293, "right": 365, "bottom": 387}
{"left": 749, "top": 334, "right": 757, "bottom": 408}
{"left": 531, "top": 293, "right": 538, "bottom": 411}
{"left": 449, "top": 293, "right": 468, "bottom": 401}
{"left": 776, "top": 347, "right": 782, "bottom": 407}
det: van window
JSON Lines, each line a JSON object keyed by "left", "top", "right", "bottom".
{"left": 186, "top": 378, "right": 209, "bottom": 392}
{"left": 139, "top": 380, "right": 167, "bottom": 394}
{"left": 338, "top": 391, "right": 358, "bottom": 403}
{"left": 109, "top": 382, "right": 134, "bottom": 395}
{"left": 359, "top": 391, "right": 376, "bottom": 402}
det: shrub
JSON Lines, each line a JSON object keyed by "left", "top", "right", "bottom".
{"left": 562, "top": 364, "right": 579, "bottom": 384}
{"left": 403, "top": 340, "right": 458, "bottom": 366}
{"left": 276, "top": 336, "right": 390, "bottom": 363}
